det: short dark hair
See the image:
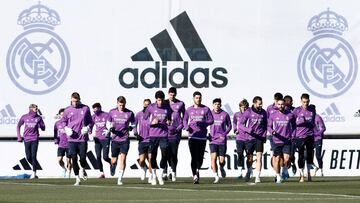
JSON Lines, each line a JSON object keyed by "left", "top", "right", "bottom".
{"left": 252, "top": 96, "right": 262, "bottom": 103}
{"left": 301, "top": 93, "right": 310, "bottom": 100}
{"left": 274, "top": 92, "right": 283, "bottom": 100}
{"left": 284, "top": 95, "right": 293, "bottom": 102}
{"left": 239, "top": 99, "right": 249, "bottom": 108}
{"left": 71, "top": 92, "right": 81, "bottom": 100}
{"left": 277, "top": 98, "right": 285, "bottom": 103}
{"left": 143, "top": 99, "right": 151, "bottom": 103}
{"left": 193, "top": 91, "right": 202, "bottom": 97}
{"left": 213, "top": 98, "right": 222, "bottom": 104}
{"left": 117, "top": 96, "right": 126, "bottom": 103}
{"left": 168, "top": 87, "right": 177, "bottom": 94}
{"left": 155, "top": 91, "right": 165, "bottom": 99}
{"left": 92, "top": 103, "right": 101, "bottom": 109}
{"left": 58, "top": 108, "right": 65, "bottom": 115}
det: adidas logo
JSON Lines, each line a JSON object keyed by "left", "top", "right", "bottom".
{"left": 13, "top": 157, "right": 42, "bottom": 171}
{"left": 12, "top": 151, "right": 100, "bottom": 171}
{"left": 0, "top": 104, "right": 19, "bottom": 125}
{"left": 119, "top": 11, "right": 228, "bottom": 89}
{"left": 321, "top": 103, "right": 345, "bottom": 122}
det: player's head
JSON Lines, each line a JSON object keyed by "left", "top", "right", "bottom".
{"left": 58, "top": 108, "right": 65, "bottom": 118}
{"left": 252, "top": 96, "right": 263, "bottom": 110}
{"left": 239, "top": 99, "right": 249, "bottom": 113}
{"left": 300, "top": 93, "right": 310, "bottom": 109}
{"left": 168, "top": 87, "right": 177, "bottom": 101}
{"left": 193, "top": 91, "right": 202, "bottom": 106}
{"left": 29, "top": 104, "right": 38, "bottom": 113}
{"left": 273, "top": 92, "right": 283, "bottom": 103}
{"left": 71, "top": 92, "right": 81, "bottom": 107}
{"left": 117, "top": 96, "right": 126, "bottom": 111}
{"left": 284, "top": 95, "right": 293, "bottom": 107}
{"left": 143, "top": 99, "right": 151, "bottom": 109}
{"left": 92, "top": 103, "right": 102, "bottom": 114}
{"left": 212, "top": 98, "right": 222, "bottom": 112}
{"left": 276, "top": 98, "right": 285, "bottom": 112}
{"left": 155, "top": 90, "right": 165, "bottom": 106}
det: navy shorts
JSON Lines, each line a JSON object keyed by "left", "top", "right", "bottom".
{"left": 149, "top": 137, "right": 168, "bottom": 154}
{"left": 209, "top": 144, "right": 227, "bottom": 156}
{"left": 138, "top": 141, "right": 150, "bottom": 155}
{"left": 236, "top": 140, "right": 246, "bottom": 154}
{"left": 111, "top": 140, "right": 130, "bottom": 157}
{"left": 246, "top": 138, "right": 264, "bottom": 154}
{"left": 273, "top": 143, "right": 291, "bottom": 156}
{"left": 57, "top": 147, "right": 70, "bottom": 158}
{"left": 68, "top": 142, "right": 87, "bottom": 157}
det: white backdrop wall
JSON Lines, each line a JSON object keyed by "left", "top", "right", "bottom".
{"left": 1, "top": 0, "right": 360, "bottom": 137}
{"left": 1, "top": 140, "right": 359, "bottom": 177}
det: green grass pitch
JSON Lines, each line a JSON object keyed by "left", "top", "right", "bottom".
{"left": 0, "top": 177, "right": 359, "bottom": 203}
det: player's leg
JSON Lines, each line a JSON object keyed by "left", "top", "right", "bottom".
{"left": 273, "top": 145, "right": 282, "bottom": 183}
{"left": 210, "top": 144, "right": 219, "bottom": 183}
{"left": 254, "top": 139, "right": 264, "bottom": 183}
{"left": 314, "top": 140, "right": 323, "bottom": 176}
{"left": 138, "top": 141, "right": 148, "bottom": 181}
{"left": 244, "top": 140, "right": 255, "bottom": 182}
{"left": 65, "top": 148, "right": 72, "bottom": 178}
{"left": 69, "top": 142, "right": 81, "bottom": 185}
{"left": 196, "top": 139, "right": 207, "bottom": 183}
{"left": 305, "top": 136, "right": 315, "bottom": 181}
{"left": 158, "top": 137, "right": 168, "bottom": 185}
{"left": 78, "top": 142, "right": 88, "bottom": 180}
{"left": 102, "top": 138, "right": 111, "bottom": 176}
{"left": 295, "top": 138, "right": 305, "bottom": 182}
{"left": 149, "top": 137, "right": 160, "bottom": 185}
{"left": 168, "top": 140, "right": 178, "bottom": 181}
{"left": 94, "top": 138, "right": 104, "bottom": 178}
{"left": 30, "top": 141, "right": 39, "bottom": 178}
{"left": 236, "top": 140, "right": 245, "bottom": 178}
{"left": 117, "top": 141, "right": 129, "bottom": 185}
{"left": 219, "top": 144, "right": 227, "bottom": 178}
{"left": 188, "top": 139, "right": 198, "bottom": 180}
{"left": 111, "top": 141, "right": 120, "bottom": 176}
{"left": 57, "top": 148, "right": 67, "bottom": 177}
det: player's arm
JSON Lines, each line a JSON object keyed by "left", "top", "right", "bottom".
{"left": 39, "top": 117, "right": 46, "bottom": 131}
{"left": 224, "top": 113, "right": 232, "bottom": 136}
{"left": 16, "top": 116, "right": 25, "bottom": 142}
{"left": 204, "top": 108, "right": 214, "bottom": 126}
{"left": 238, "top": 111, "right": 252, "bottom": 134}
{"left": 53, "top": 124, "right": 59, "bottom": 144}
{"left": 182, "top": 110, "right": 190, "bottom": 131}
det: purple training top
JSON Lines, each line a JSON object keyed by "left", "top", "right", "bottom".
{"left": 210, "top": 109, "right": 232, "bottom": 145}
{"left": 17, "top": 110, "right": 45, "bottom": 142}
{"left": 134, "top": 110, "right": 150, "bottom": 142}
{"left": 238, "top": 106, "right": 267, "bottom": 141}
{"left": 54, "top": 119, "right": 68, "bottom": 148}
{"left": 233, "top": 111, "right": 247, "bottom": 141}
{"left": 143, "top": 103, "right": 172, "bottom": 138}
{"left": 167, "top": 98, "right": 185, "bottom": 141}
{"left": 60, "top": 103, "right": 93, "bottom": 142}
{"left": 267, "top": 110, "right": 295, "bottom": 144}
{"left": 108, "top": 108, "right": 135, "bottom": 142}
{"left": 91, "top": 111, "right": 110, "bottom": 141}
{"left": 293, "top": 105, "right": 316, "bottom": 138}
{"left": 266, "top": 103, "right": 278, "bottom": 118}
{"left": 314, "top": 114, "right": 326, "bottom": 142}
{"left": 183, "top": 104, "right": 214, "bottom": 140}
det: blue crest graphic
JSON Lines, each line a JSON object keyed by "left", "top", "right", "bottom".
{"left": 297, "top": 9, "right": 357, "bottom": 98}
{"left": 6, "top": 2, "right": 70, "bottom": 95}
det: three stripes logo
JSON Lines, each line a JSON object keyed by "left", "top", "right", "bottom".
{"left": 12, "top": 151, "right": 101, "bottom": 171}
{"left": 321, "top": 102, "right": 345, "bottom": 122}
{"left": 119, "top": 11, "right": 228, "bottom": 89}
{"left": 0, "top": 104, "right": 19, "bottom": 125}
{"left": 13, "top": 157, "right": 42, "bottom": 171}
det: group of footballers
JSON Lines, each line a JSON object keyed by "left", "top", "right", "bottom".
{"left": 16, "top": 88, "right": 326, "bottom": 186}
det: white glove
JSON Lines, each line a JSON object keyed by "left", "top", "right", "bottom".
{"left": 64, "top": 127, "right": 73, "bottom": 136}
{"left": 81, "top": 126, "right": 89, "bottom": 134}
{"left": 106, "top": 121, "right": 113, "bottom": 129}
{"left": 102, "top": 129, "right": 110, "bottom": 136}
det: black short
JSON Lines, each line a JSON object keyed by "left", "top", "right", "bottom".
{"left": 209, "top": 144, "right": 227, "bottom": 156}
{"left": 57, "top": 147, "right": 70, "bottom": 158}
{"left": 111, "top": 140, "right": 130, "bottom": 157}
{"left": 149, "top": 137, "right": 168, "bottom": 154}
{"left": 246, "top": 138, "right": 264, "bottom": 154}
{"left": 138, "top": 141, "right": 150, "bottom": 155}
{"left": 273, "top": 144, "right": 291, "bottom": 156}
